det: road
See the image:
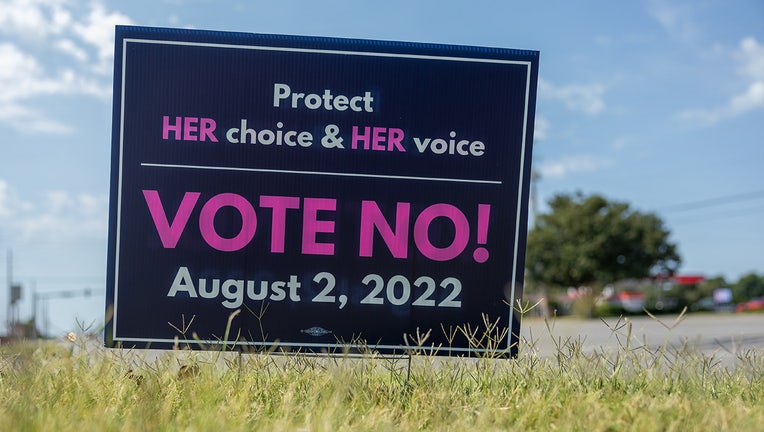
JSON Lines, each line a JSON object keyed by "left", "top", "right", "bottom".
{"left": 518, "top": 312, "right": 764, "bottom": 364}
{"left": 63, "top": 312, "right": 764, "bottom": 368}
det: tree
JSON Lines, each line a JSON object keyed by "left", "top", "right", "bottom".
{"left": 690, "top": 275, "right": 728, "bottom": 306}
{"left": 526, "top": 193, "right": 681, "bottom": 292}
{"left": 699, "top": 276, "right": 728, "bottom": 297}
{"left": 732, "top": 272, "right": 764, "bottom": 302}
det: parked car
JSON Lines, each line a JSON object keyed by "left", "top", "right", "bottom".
{"left": 735, "top": 297, "right": 764, "bottom": 313}
{"left": 691, "top": 296, "right": 735, "bottom": 313}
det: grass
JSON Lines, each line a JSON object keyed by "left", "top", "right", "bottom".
{"left": 2, "top": 312, "right": 764, "bottom": 431}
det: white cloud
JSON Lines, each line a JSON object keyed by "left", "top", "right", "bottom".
{"left": 49, "top": 2, "right": 73, "bottom": 33}
{"left": 0, "top": 180, "right": 15, "bottom": 218}
{"left": 0, "top": 42, "right": 111, "bottom": 133}
{"left": 647, "top": 0, "right": 699, "bottom": 42}
{"left": 0, "top": 43, "right": 72, "bottom": 133}
{"left": 677, "top": 36, "right": 764, "bottom": 126}
{"left": 740, "top": 37, "right": 764, "bottom": 80}
{"left": 55, "top": 39, "right": 89, "bottom": 62}
{"left": 533, "top": 116, "right": 550, "bottom": 141}
{"left": 0, "top": 179, "right": 33, "bottom": 219}
{"left": 538, "top": 77, "right": 606, "bottom": 116}
{"left": 0, "top": 112, "right": 74, "bottom": 134}
{"left": 0, "top": 42, "right": 42, "bottom": 80}
{"left": 728, "top": 81, "right": 764, "bottom": 113}
{"left": 0, "top": 0, "right": 58, "bottom": 39}
{"left": 0, "top": 43, "right": 77, "bottom": 100}
{"left": 611, "top": 136, "right": 633, "bottom": 151}
{"left": 24, "top": 192, "right": 108, "bottom": 240}
{"left": 72, "top": 3, "right": 133, "bottom": 75}
{"left": 0, "top": 180, "right": 108, "bottom": 241}
{"left": 0, "top": 1, "right": 131, "bottom": 133}
{"left": 537, "top": 155, "right": 612, "bottom": 179}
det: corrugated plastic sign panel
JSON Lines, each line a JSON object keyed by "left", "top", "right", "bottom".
{"left": 105, "top": 25, "right": 539, "bottom": 357}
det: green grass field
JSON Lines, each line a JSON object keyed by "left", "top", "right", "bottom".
{"left": 3, "top": 317, "right": 764, "bottom": 431}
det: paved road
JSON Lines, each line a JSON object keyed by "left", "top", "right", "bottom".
{"left": 68, "top": 313, "right": 764, "bottom": 368}
{"left": 519, "top": 312, "right": 764, "bottom": 363}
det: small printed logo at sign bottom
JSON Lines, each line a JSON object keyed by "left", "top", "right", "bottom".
{"left": 301, "top": 326, "right": 332, "bottom": 337}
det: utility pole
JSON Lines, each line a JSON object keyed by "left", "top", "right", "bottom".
{"left": 6, "top": 249, "right": 23, "bottom": 337}
{"left": 6, "top": 249, "right": 11, "bottom": 335}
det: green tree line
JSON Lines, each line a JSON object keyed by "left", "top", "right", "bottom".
{"left": 525, "top": 192, "right": 763, "bottom": 315}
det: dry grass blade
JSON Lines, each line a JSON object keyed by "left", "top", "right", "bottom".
{"left": 643, "top": 306, "right": 688, "bottom": 330}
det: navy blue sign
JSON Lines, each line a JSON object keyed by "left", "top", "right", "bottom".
{"left": 105, "top": 26, "right": 538, "bottom": 357}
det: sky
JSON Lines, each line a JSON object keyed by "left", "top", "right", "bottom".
{"left": 0, "top": 0, "right": 762, "bottom": 337}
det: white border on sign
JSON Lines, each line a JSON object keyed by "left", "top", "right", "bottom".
{"left": 112, "top": 37, "right": 534, "bottom": 355}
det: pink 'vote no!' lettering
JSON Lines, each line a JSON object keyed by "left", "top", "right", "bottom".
{"left": 142, "top": 190, "right": 491, "bottom": 263}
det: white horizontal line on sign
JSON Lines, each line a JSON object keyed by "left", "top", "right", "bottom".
{"left": 140, "top": 162, "right": 503, "bottom": 185}
{"left": 125, "top": 38, "right": 533, "bottom": 67}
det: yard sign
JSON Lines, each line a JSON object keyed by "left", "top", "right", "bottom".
{"left": 105, "top": 26, "right": 539, "bottom": 356}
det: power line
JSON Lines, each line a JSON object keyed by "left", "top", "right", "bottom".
{"left": 13, "top": 276, "right": 104, "bottom": 283}
{"left": 669, "top": 205, "right": 764, "bottom": 224}
{"left": 662, "top": 189, "right": 764, "bottom": 212}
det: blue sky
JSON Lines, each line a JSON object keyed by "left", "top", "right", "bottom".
{"left": 0, "top": 0, "right": 762, "bottom": 336}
